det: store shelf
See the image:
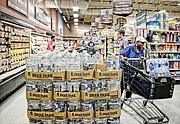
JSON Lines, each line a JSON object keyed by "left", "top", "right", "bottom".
{"left": 151, "top": 30, "right": 180, "bottom": 33}
{"left": 148, "top": 43, "right": 180, "bottom": 45}
{"left": 150, "top": 51, "right": 180, "bottom": 54}
{"left": 11, "top": 41, "right": 29, "bottom": 43}
{"left": 169, "top": 68, "right": 180, "bottom": 71}
{"left": 31, "top": 32, "right": 51, "bottom": 38}
{"left": 168, "top": 59, "right": 180, "bottom": 61}
{"left": 0, "top": 65, "right": 26, "bottom": 81}
{"left": 10, "top": 47, "right": 29, "bottom": 49}
{"left": 0, "top": 42, "right": 10, "bottom": 45}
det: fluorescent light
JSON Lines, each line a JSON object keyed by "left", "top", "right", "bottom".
{"left": 159, "top": 10, "right": 166, "bottom": 13}
{"left": 54, "top": 0, "right": 62, "bottom": 13}
{"left": 75, "top": 26, "right": 78, "bottom": 28}
{"left": 73, "top": 6, "right": 79, "bottom": 11}
{"left": 67, "top": 23, "right": 70, "bottom": 29}
{"left": 63, "top": 16, "right": 67, "bottom": 22}
{"left": 178, "top": 3, "right": 180, "bottom": 6}
{"left": 73, "top": 14, "right": 79, "bottom": 18}
{"left": 74, "top": 19, "right": 78, "bottom": 22}
{"left": 74, "top": 23, "right": 78, "bottom": 25}
{"left": 168, "top": 18, "right": 175, "bottom": 21}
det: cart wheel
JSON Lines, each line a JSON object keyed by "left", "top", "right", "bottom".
{"left": 143, "top": 120, "right": 148, "bottom": 124}
{"left": 158, "top": 118, "right": 164, "bottom": 122}
{"left": 143, "top": 100, "right": 148, "bottom": 106}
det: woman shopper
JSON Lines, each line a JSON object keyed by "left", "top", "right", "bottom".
{"left": 120, "top": 36, "right": 147, "bottom": 107}
{"left": 47, "top": 35, "right": 56, "bottom": 51}
{"left": 117, "top": 29, "right": 128, "bottom": 52}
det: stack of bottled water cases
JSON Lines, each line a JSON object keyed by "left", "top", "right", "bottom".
{"left": 26, "top": 50, "right": 121, "bottom": 124}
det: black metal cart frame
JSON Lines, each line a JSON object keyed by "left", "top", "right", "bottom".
{"left": 122, "top": 58, "right": 175, "bottom": 124}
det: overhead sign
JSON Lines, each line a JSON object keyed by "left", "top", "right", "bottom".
{"left": 101, "top": 9, "right": 113, "bottom": 24}
{"left": 113, "top": 0, "right": 133, "bottom": 16}
{"left": 114, "top": 23, "right": 121, "bottom": 32}
{"left": 136, "top": 10, "right": 147, "bottom": 26}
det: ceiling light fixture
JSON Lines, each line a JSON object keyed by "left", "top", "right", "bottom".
{"left": 74, "top": 19, "right": 78, "bottom": 22}
{"left": 73, "top": 14, "right": 79, "bottom": 18}
{"left": 75, "top": 26, "right": 78, "bottom": 28}
{"left": 73, "top": 6, "right": 79, "bottom": 11}
{"left": 74, "top": 22, "right": 78, "bottom": 25}
{"left": 168, "top": 18, "right": 175, "bottom": 21}
{"left": 63, "top": 16, "right": 67, "bottom": 22}
{"left": 67, "top": 23, "right": 70, "bottom": 29}
{"left": 54, "top": 0, "right": 62, "bottom": 13}
{"left": 178, "top": 3, "right": 180, "bottom": 6}
{"left": 159, "top": 10, "right": 166, "bottom": 13}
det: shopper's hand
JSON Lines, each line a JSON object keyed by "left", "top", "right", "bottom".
{"left": 123, "top": 57, "right": 128, "bottom": 60}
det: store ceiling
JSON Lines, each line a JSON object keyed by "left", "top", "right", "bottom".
{"left": 45, "top": 0, "right": 180, "bottom": 23}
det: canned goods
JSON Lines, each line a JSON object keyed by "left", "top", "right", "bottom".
{"left": 54, "top": 101, "right": 66, "bottom": 112}
{"left": 55, "top": 119, "right": 68, "bottom": 124}
{"left": 95, "top": 100, "right": 108, "bottom": 111}
{"left": 68, "top": 101, "right": 81, "bottom": 112}
{"left": 41, "top": 119, "right": 54, "bottom": 124}
{"left": 81, "top": 119, "right": 95, "bottom": 124}
{"left": 54, "top": 81, "right": 67, "bottom": 92}
{"left": 108, "top": 99, "right": 120, "bottom": 110}
{"left": 81, "top": 100, "right": 94, "bottom": 111}
{"left": 108, "top": 79, "right": 121, "bottom": 91}
{"left": 28, "top": 100, "right": 41, "bottom": 111}
{"left": 107, "top": 118, "right": 120, "bottom": 124}
{"left": 29, "top": 119, "right": 41, "bottom": 124}
{"left": 67, "top": 80, "right": 80, "bottom": 92}
{"left": 41, "top": 101, "right": 54, "bottom": 112}
{"left": 81, "top": 80, "right": 93, "bottom": 92}
{"left": 95, "top": 118, "right": 107, "bottom": 124}
{"left": 69, "top": 119, "right": 81, "bottom": 124}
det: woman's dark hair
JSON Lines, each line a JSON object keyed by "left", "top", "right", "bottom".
{"left": 51, "top": 36, "right": 55, "bottom": 39}
{"left": 118, "top": 29, "right": 125, "bottom": 36}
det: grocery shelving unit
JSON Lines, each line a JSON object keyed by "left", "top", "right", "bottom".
{"left": 0, "top": 20, "right": 31, "bottom": 102}
{"left": 148, "top": 30, "right": 180, "bottom": 82}
{"left": 31, "top": 32, "right": 51, "bottom": 54}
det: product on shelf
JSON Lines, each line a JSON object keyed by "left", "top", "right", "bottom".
{"left": 0, "top": 22, "right": 30, "bottom": 74}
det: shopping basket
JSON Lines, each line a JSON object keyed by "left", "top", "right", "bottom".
{"left": 121, "top": 58, "right": 175, "bottom": 124}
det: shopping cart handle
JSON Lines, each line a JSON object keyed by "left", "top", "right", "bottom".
{"left": 121, "top": 57, "right": 145, "bottom": 61}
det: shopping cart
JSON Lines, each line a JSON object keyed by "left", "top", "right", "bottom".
{"left": 122, "top": 58, "right": 175, "bottom": 124}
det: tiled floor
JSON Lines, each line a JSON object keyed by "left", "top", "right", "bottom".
{"left": 0, "top": 85, "right": 180, "bottom": 124}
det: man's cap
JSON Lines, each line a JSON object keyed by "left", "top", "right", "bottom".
{"left": 136, "top": 36, "right": 147, "bottom": 43}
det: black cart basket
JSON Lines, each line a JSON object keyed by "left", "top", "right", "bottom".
{"left": 122, "top": 59, "right": 175, "bottom": 100}
{"left": 122, "top": 58, "right": 175, "bottom": 124}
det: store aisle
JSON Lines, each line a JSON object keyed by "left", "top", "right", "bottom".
{"left": 0, "top": 86, "right": 28, "bottom": 124}
{"left": 0, "top": 85, "right": 180, "bottom": 124}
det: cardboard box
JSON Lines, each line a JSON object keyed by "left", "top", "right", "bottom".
{"left": 68, "top": 110, "right": 94, "bottom": 120}
{"left": 25, "top": 71, "right": 66, "bottom": 81}
{"left": 94, "top": 64, "right": 107, "bottom": 71}
{"left": 95, "top": 108, "right": 121, "bottom": 118}
{"left": 27, "top": 110, "right": 66, "bottom": 120}
{"left": 54, "top": 92, "right": 80, "bottom": 101}
{"left": 26, "top": 91, "right": 52, "bottom": 100}
{"left": 81, "top": 90, "right": 121, "bottom": 100}
{"left": 27, "top": 110, "right": 54, "bottom": 120}
{"left": 95, "top": 70, "right": 122, "bottom": 79}
{"left": 103, "top": 59, "right": 106, "bottom": 64}
{"left": 54, "top": 112, "right": 67, "bottom": 120}
{"left": 66, "top": 70, "right": 94, "bottom": 80}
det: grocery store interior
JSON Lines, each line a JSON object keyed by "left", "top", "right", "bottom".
{"left": 0, "top": 0, "right": 180, "bottom": 124}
